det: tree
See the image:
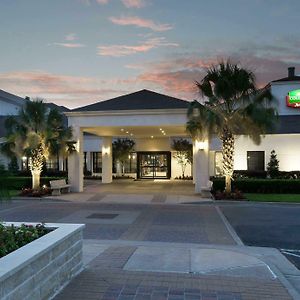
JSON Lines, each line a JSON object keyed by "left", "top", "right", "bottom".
{"left": 187, "top": 61, "right": 277, "bottom": 193}
{"left": 171, "top": 139, "right": 192, "bottom": 178}
{"left": 112, "top": 138, "right": 135, "bottom": 176}
{"left": 267, "top": 150, "right": 279, "bottom": 178}
{"left": 1, "top": 99, "right": 75, "bottom": 189}
{"left": 8, "top": 156, "right": 19, "bottom": 174}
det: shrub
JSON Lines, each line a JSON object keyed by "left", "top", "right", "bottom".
{"left": 212, "top": 178, "right": 300, "bottom": 194}
{"left": 2, "top": 176, "right": 66, "bottom": 190}
{"left": 0, "top": 223, "right": 49, "bottom": 258}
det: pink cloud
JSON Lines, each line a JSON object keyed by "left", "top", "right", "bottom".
{"left": 121, "top": 0, "right": 145, "bottom": 8}
{"left": 109, "top": 16, "right": 173, "bottom": 32}
{"left": 97, "top": 37, "right": 178, "bottom": 56}
{"left": 53, "top": 43, "right": 86, "bottom": 48}
{"left": 0, "top": 71, "right": 130, "bottom": 108}
{"left": 96, "top": 0, "right": 109, "bottom": 4}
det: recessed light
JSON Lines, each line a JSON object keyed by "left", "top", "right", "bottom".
{"left": 130, "top": 133, "right": 133, "bottom": 136}
{"left": 151, "top": 136, "right": 154, "bottom": 139}
{"left": 126, "top": 131, "right": 129, "bottom": 134}
{"left": 159, "top": 128, "right": 162, "bottom": 131}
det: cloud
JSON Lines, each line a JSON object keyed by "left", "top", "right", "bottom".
{"left": 96, "top": 0, "right": 109, "bottom": 4}
{"left": 51, "top": 33, "right": 85, "bottom": 48}
{"left": 0, "top": 71, "right": 130, "bottom": 108}
{"left": 65, "top": 33, "right": 77, "bottom": 41}
{"left": 121, "top": 0, "right": 145, "bottom": 8}
{"left": 53, "top": 43, "right": 86, "bottom": 48}
{"left": 97, "top": 37, "right": 178, "bottom": 56}
{"left": 109, "top": 16, "right": 173, "bottom": 32}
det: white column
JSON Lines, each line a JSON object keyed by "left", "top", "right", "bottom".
{"left": 58, "top": 156, "right": 64, "bottom": 171}
{"left": 68, "top": 126, "right": 83, "bottom": 192}
{"left": 192, "top": 143, "right": 196, "bottom": 184}
{"left": 193, "top": 139, "right": 210, "bottom": 194}
{"left": 102, "top": 137, "right": 112, "bottom": 183}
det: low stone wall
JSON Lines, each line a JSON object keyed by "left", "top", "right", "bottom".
{"left": 0, "top": 222, "right": 85, "bottom": 300}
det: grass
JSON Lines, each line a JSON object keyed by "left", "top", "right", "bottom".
{"left": 245, "top": 193, "right": 300, "bottom": 203}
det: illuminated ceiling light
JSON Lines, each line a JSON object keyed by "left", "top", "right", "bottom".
{"left": 130, "top": 133, "right": 133, "bottom": 136}
{"left": 121, "top": 128, "right": 124, "bottom": 132}
{"left": 151, "top": 136, "right": 154, "bottom": 139}
{"left": 163, "top": 133, "right": 166, "bottom": 135}
{"left": 159, "top": 128, "right": 162, "bottom": 131}
{"left": 126, "top": 131, "right": 129, "bottom": 134}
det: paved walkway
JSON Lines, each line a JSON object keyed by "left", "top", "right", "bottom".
{"left": 1, "top": 180, "right": 299, "bottom": 299}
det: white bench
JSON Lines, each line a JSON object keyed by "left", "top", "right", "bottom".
{"left": 50, "top": 179, "right": 71, "bottom": 196}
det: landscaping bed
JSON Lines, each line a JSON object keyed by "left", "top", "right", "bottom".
{"left": 0, "top": 223, "right": 49, "bottom": 258}
{"left": 212, "top": 178, "right": 300, "bottom": 194}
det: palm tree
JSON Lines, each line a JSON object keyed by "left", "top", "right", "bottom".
{"left": 112, "top": 138, "right": 135, "bottom": 176}
{"left": 1, "top": 99, "right": 75, "bottom": 189}
{"left": 187, "top": 61, "right": 277, "bottom": 193}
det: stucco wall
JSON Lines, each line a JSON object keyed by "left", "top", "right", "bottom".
{"left": 0, "top": 101, "right": 20, "bottom": 116}
{"left": 234, "top": 134, "right": 300, "bottom": 171}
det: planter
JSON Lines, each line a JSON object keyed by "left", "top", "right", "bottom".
{"left": 0, "top": 222, "right": 85, "bottom": 300}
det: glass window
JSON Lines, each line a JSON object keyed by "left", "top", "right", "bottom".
{"left": 83, "top": 152, "right": 87, "bottom": 172}
{"left": 247, "top": 151, "right": 265, "bottom": 171}
{"left": 46, "top": 155, "right": 59, "bottom": 171}
{"left": 215, "top": 151, "right": 223, "bottom": 175}
{"left": 92, "top": 152, "right": 102, "bottom": 173}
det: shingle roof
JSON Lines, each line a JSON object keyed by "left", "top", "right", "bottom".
{"left": 0, "top": 89, "right": 28, "bottom": 107}
{"left": 272, "top": 76, "right": 300, "bottom": 83}
{"left": 72, "top": 89, "right": 189, "bottom": 112}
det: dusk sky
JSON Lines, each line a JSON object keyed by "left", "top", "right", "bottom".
{"left": 1, "top": 0, "right": 300, "bottom": 108}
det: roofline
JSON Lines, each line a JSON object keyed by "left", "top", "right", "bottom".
{"left": 271, "top": 80, "right": 300, "bottom": 86}
{"left": 65, "top": 108, "right": 188, "bottom": 117}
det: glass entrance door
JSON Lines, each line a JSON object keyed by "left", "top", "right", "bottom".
{"left": 137, "top": 152, "right": 171, "bottom": 179}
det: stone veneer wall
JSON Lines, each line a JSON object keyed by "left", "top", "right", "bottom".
{"left": 0, "top": 222, "right": 85, "bottom": 300}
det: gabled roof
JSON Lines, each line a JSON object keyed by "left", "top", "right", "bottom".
{"left": 0, "top": 89, "right": 29, "bottom": 107}
{"left": 272, "top": 75, "right": 300, "bottom": 83}
{"left": 72, "top": 89, "right": 189, "bottom": 112}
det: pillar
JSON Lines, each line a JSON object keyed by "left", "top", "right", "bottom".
{"left": 193, "top": 139, "right": 210, "bottom": 194}
{"left": 102, "top": 137, "right": 112, "bottom": 183}
{"left": 68, "top": 126, "right": 83, "bottom": 192}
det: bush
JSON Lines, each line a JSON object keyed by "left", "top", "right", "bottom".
{"left": 0, "top": 223, "right": 49, "bottom": 258}
{"left": 2, "top": 176, "right": 66, "bottom": 190}
{"left": 212, "top": 178, "right": 300, "bottom": 194}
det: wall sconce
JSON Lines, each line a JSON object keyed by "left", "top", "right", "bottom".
{"left": 22, "top": 156, "right": 27, "bottom": 161}
{"left": 195, "top": 140, "right": 208, "bottom": 151}
{"left": 102, "top": 146, "right": 110, "bottom": 156}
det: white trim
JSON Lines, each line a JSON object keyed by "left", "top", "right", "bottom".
{"left": 66, "top": 108, "right": 188, "bottom": 117}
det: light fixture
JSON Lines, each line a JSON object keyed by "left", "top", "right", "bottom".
{"left": 121, "top": 128, "right": 124, "bottom": 132}
{"left": 159, "top": 128, "right": 162, "bottom": 131}
{"left": 22, "top": 156, "right": 27, "bottom": 161}
{"left": 195, "top": 140, "right": 208, "bottom": 151}
{"left": 151, "top": 136, "right": 154, "bottom": 139}
{"left": 126, "top": 131, "right": 129, "bottom": 134}
{"left": 130, "top": 133, "right": 133, "bottom": 136}
{"left": 102, "top": 146, "right": 110, "bottom": 155}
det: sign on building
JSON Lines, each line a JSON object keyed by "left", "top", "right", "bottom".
{"left": 286, "top": 89, "right": 300, "bottom": 108}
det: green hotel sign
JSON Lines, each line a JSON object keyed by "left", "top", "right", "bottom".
{"left": 287, "top": 89, "right": 300, "bottom": 108}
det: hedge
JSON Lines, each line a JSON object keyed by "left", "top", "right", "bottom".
{"left": 212, "top": 178, "right": 300, "bottom": 194}
{"left": 0, "top": 176, "right": 67, "bottom": 190}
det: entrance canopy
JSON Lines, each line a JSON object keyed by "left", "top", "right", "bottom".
{"left": 65, "top": 89, "right": 210, "bottom": 195}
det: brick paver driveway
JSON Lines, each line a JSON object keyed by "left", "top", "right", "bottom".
{"left": 0, "top": 181, "right": 294, "bottom": 300}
